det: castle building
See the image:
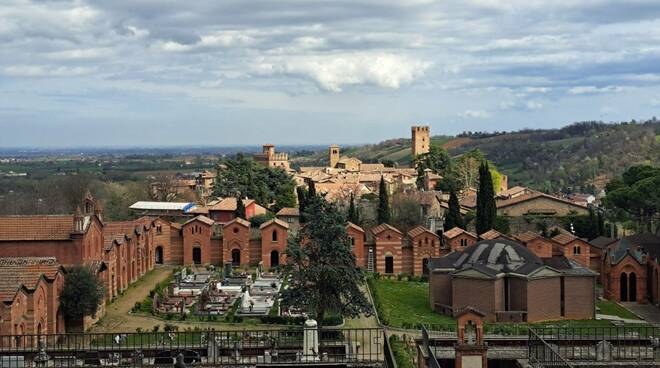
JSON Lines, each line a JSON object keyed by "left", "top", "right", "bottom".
{"left": 411, "top": 125, "right": 430, "bottom": 157}
{"left": 253, "top": 144, "right": 290, "bottom": 170}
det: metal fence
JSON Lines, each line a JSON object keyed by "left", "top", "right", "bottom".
{"left": 529, "top": 326, "right": 660, "bottom": 365}
{"left": 0, "top": 327, "right": 384, "bottom": 367}
{"left": 528, "top": 329, "right": 574, "bottom": 368}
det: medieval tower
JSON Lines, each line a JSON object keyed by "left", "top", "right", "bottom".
{"left": 329, "top": 144, "right": 340, "bottom": 168}
{"left": 411, "top": 125, "right": 430, "bottom": 157}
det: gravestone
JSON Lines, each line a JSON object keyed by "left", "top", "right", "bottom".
{"left": 596, "top": 340, "right": 612, "bottom": 361}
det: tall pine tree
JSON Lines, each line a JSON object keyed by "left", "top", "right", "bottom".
{"left": 444, "top": 190, "right": 464, "bottom": 230}
{"left": 377, "top": 176, "right": 391, "bottom": 224}
{"left": 476, "top": 162, "right": 497, "bottom": 235}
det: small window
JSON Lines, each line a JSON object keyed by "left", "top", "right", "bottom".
{"left": 573, "top": 246, "right": 581, "bottom": 255}
{"left": 349, "top": 237, "right": 355, "bottom": 247}
{"left": 272, "top": 230, "right": 278, "bottom": 242}
{"left": 233, "top": 227, "right": 239, "bottom": 234}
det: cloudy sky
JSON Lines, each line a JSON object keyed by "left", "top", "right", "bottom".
{"left": 1, "top": 0, "right": 660, "bottom": 147}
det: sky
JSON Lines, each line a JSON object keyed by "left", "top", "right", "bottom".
{"left": 1, "top": 0, "right": 660, "bottom": 147}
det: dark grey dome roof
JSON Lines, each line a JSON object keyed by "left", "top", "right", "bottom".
{"left": 452, "top": 239, "right": 544, "bottom": 274}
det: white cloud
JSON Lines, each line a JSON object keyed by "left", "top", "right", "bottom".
{"left": 651, "top": 98, "right": 660, "bottom": 107}
{"left": 3, "top": 65, "right": 95, "bottom": 77}
{"left": 459, "top": 110, "right": 489, "bottom": 119}
{"left": 47, "top": 48, "right": 113, "bottom": 60}
{"left": 526, "top": 100, "right": 543, "bottom": 110}
{"left": 568, "top": 86, "right": 624, "bottom": 95}
{"left": 254, "top": 53, "right": 431, "bottom": 92}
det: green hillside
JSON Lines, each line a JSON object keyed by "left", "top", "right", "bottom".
{"left": 293, "top": 120, "right": 660, "bottom": 192}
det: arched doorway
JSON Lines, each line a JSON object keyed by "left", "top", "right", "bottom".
{"left": 620, "top": 273, "right": 628, "bottom": 302}
{"left": 422, "top": 258, "right": 430, "bottom": 276}
{"left": 629, "top": 272, "right": 637, "bottom": 302}
{"left": 155, "top": 246, "right": 163, "bottom": 264}
{"left": 271, "top": 250, "right": 280, "bottom": 268}
{"left": 231, "top": 249, "right": 241, "bottom": 266}
{"left": 385, "top": 255, "right": 394, "bottom": 274}
{"left": 192, "top": 247, "right": 202, "bottom": 265}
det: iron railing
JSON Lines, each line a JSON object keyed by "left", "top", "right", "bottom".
{"left": 0, "top": 327, "right": 384, "bottom": 367}
{"left": 530, "top": 326, "right": 660, "bottom": 364}
{"left": 528, "top": 328, "right": 574, "bottom": 368}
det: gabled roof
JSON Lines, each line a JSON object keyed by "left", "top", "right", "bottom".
{"left": 259, "top": 218, "right": 289, "bottom": 230}
{"left": 408, "top": 226, "right": 437, "bottom": 239}
{"left": 443, "top": 227, "right": 476, "bottom": 239}
{"left": 0, "top": 215, "right": 79, "bottom": 241}
{"left": 551, "top": 233, "right": 579, "bottom": 245}
{"left": 183, "top": 215, "right": 215, "bottom": 226}
{"left": 347, "top": 222, "right": 365, "bottom": 233}
{"left": 371, "top": 223, "right": 402, "bottom": 236}
{"left": 276, "top": 207, "right": 300, "bottom": 217}
{"left": 589, "top": 236, "right": 617, "bottom": 250}
{"left": 514, "top": 231, "right": 542, "bottom": 243}
{"left": 0, "top": 257, "right": 63, "bottom": 303}
{"left": 225, "top": 217, "right": 250, "bottom": 228}
{"left": 479, "top": 229, "right": 507, "bottom": 241}
{"left": 609, "top": 233, "right": 660, "bottom": 264}
{"left": 209, "top": 197, "right": 255, "bottom": 211}
{"left": 496, "top": 192, "right": 588, "bottom": 210}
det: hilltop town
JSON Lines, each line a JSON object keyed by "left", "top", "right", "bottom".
{"left": 0, "top": 122, "right": 659, "bottom": 368}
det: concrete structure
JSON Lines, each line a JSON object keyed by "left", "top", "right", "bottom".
{"left": 429, "top": 239, "right": 597, "bottom": 322}
{"left": 412, "top": 125, "right": 430, "bottom": 157}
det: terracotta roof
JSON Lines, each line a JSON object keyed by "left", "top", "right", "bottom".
{"left": 184, "top": 215, "right": 215, "bottom": 226}
{"left": 209, "top": 198, "right": 255, "bottom": 211}
{"left": 589, "top": 236, "right": 617, "bottom": 250}
{"left": 514, "top": 231, "right": 542, "bottom": 243}
{"left": 479, "top": 229, "right": 504, "bottom": 240}
{"left": 347, "top": 222, "right": 364, "bottom": 233}
{"left": 0, "top": 257, "right": 62, "bottom": 302}
{"left": 371, "top": 223, "right": 402, "bottom": 235}
{"left": 0, "top": 215, "right": 77, "bottom": 241}
{"left": 496, "top": 192, "right": 587, "bottom": 210}
{"left": 551, "top": 233, "right": 577, "bottom": 245}
{"left": 443, "top": 227, "right": 476, "bottom": 239}
{"left": 360, "top": 163, "right": 385, "bottom": 172}
{"left": 103, "top": 220, "right": 139, "bottom": 249}
{"left": 276, "top": 207, "right": 300, "bottom": 217}
{"left": 408, "top": 226, "right": 436, "bottom": 239}
{"left": 496, "top": 186, "right": 531, "bottom": 198}
{"left": 259, "top": 218, "right": 289, "bottom": 230}
{"left": 225, "top": 217, "right": 250, "bottom": 228}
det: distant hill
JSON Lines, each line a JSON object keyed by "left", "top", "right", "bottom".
{"left": 292, "top": 120, "right": 660, "bottom": 192}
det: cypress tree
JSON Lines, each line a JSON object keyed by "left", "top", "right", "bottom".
{"left": 377, "top": 176, "right": 391, "bottom": 224}
{"left": 235, "top": 195, "right": 246, "bottom": 219}
{"left": 296, "top": 186, "right": 308, "bottom": 224}
{"left": 348, "top": 193, "right": 360, "bottom": 224}
{"left": 444, "top": 190, "right": 464, "bottom": 230}
{"left": 307, "top": 179, "right": 317, "bottom": 198}
{"left": 476, "top": 162, "right": 496, "bottom": 234}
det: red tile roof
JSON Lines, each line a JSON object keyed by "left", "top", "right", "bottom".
{"left": 347, "top": 222, "right": 364, "bottom": 233}
{"left": 259, "top": 218, "right": 289, "bottom": 230}
{"left": 371, "top": 223, "right": 402, "bottom": 235}
{"left": 0, "top": 215, "right": 76, "bottom": 241}
{"left": 0, "top": 257, "right": 62, "bottom": 302}
{"left": 408, "top": 226, "right": 436, "bottom": 239}
{"left": 514, "top": 231, "right": 542, "bottom": 243}
{"left": 276, "top": 207, "right": 300, "bottom": 217}
{"left": 479, "top": 229, "right": 504, "bottom": 240}
{"left": 551, "top": 233, "right": 578, "bottom": 245}
{"left": 443, "top": 227, "right": 476, "bottom": 239}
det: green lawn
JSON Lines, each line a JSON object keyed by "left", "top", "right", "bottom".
{"left": 596, "top": 299, "right": 640, "bottom": 320}
{"left": 368, "top": 278, "right": 454, "bottom": 328}
{"left": 389, "top": 335, "right": 416, "bottom": 368}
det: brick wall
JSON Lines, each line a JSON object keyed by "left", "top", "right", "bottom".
{"left": 374, "top": 229, "right": 403, "bottom": 274}
{"left": 563, "top": 276, "right": 595, "bottom": 319}
{"left": 260, "top": 222, "right": 288, "bottom": 268}
{"left": 429, "top": 272, "right": 452, "bottom": 309}
{"left": 411, "top": 232, "right": 439, "bottom": 276}
{"left": 526, "top": 277, "right": 561, "bottom": 322}
{"left": 452, "top": 278, "right": 500, "bottom": 322}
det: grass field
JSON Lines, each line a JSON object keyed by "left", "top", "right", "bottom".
{"left": 368, "top": 277, "right": 454, "bottom": 328}
{"left": 596, "top": 299, "right": 640, "bottom": 320}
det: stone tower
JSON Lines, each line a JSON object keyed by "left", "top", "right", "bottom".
{"left": 329, "top": 145, "right": 340, "bottom": 168}
{"left": 411, "top": 125, "right": 430, "bottom": 157}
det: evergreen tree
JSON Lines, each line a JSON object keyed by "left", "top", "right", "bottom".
{"left": 347, "top": 193, "right": 360, "bottom": 224}
{"left": 296, "top": 187, "right": 307, "bottom": 223}
{"left": 235, "top": 195, "right": 246, "bottom": 219}
{"left": 307, "top": 179, "right": 317, "bottom": 198}
{"left": 444, "top": 190, "right": 464, "bottom": 230}
{"left": 476, "top": 162, "right": 497, "bottom": 234}
{"left": 282, "top": 195, "right": 372, "bottom": 326}
{"left": 377, "top": 176, "right": 391, "bottom": 224}
{"left": 60, "top": 266, "right": 105, "bottom": 321}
